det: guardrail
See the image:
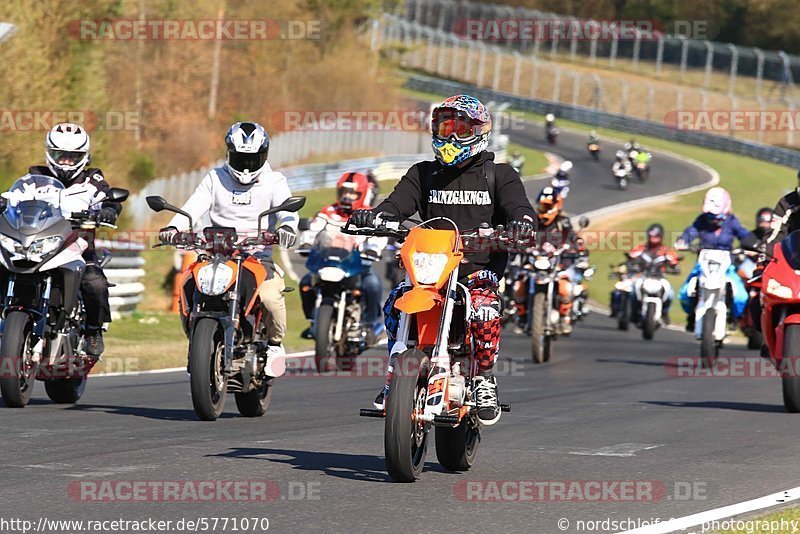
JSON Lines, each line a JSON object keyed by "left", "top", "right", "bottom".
{"left": 405, "top": 73, "right": 800, "bottom": 168}
{"left": 96, "top": 239, "right": 147, "bottom": 319}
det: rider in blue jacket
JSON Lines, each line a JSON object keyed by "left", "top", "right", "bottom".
{"left": 675, "top": 187, "right": 757, "bottom": 332}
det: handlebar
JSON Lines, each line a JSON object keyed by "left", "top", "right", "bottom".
{"left": 155, "top": 230, "right": 278, "bottom": 253}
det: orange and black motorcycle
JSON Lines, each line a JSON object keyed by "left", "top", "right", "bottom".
{"left": 147, "top": 195, "right": 305, "bottom": 421}
{"left": 346, "top": 215, "right": 514, "bottom": 482}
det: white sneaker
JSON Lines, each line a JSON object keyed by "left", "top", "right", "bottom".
{"left": 474, "top": 376, "right": 501, "bottom": 426}
{"left": 264, "top": 344, "right": 286, "bottom": 378}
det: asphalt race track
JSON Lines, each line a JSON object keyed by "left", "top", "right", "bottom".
{"left": 3, "top": 125, "right": 794, "bottom": 534}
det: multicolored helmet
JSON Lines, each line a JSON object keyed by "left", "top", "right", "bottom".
{"left": 430, "top": 94, "right": 492, "bottom": 166}
{"left": 702, "top": 187, "right": 732, "bottom": 220}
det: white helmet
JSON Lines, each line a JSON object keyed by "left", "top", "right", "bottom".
{"left": 225, "top": 122, "right": 270, "bottom": 185}
{"left": 45, "top": 123, "right": 90, "bottom": 183}
{"left": 545, "top": 113, "right": 555, "bottom": 122}
{"left": 615, "top": 150, "right": 626, "bottom": 159}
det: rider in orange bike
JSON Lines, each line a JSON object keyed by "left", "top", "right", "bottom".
{"left": 532, "top": 186, "right": 587, "bottom": 334}
{"left": 350, "top": 94, "right": 536, "bottom": 425}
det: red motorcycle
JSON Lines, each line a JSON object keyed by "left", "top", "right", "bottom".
{"left": 759, "top": 230, "right": 800, "bottom": 412}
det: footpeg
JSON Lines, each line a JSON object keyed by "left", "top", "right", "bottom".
{"left": 501, "top": 404, "right": 511, "bottom": 412}
{"left": 359, "top": 408, "right": 385, "bottom": 418}
{"left": 432, "top": 414, "right": 459, "bottom": 425}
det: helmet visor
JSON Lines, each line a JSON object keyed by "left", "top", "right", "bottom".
{"left": 337, "top": 186, "right": 362, "bottom": 205}
{"left": 432, "top": 109, "right": 483, "bottom": 142}
{"left": 48, "top": 149, "right": 85, "bottom": 168}
{"left": 228, "top": 151, "right": 267, "bottom": 173}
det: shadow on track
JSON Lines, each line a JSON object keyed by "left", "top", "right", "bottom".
{"left": 642, "top": 400, "right": 785, "bottom": 413}
{"left": 68, "top": 403, "right": 237, "bottom": 421}
{"left": 208, "top": 447, "right": 393, "bottom": 482}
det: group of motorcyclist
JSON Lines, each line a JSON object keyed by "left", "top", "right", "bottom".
{"left": 15, "top": 95, "right": 800, "bottom": 433}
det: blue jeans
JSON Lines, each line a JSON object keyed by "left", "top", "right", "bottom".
{"left": 678, "top": 262, "right": 747, "bottom": 319}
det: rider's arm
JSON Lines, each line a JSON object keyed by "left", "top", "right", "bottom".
{"left": 270, "top": 173, "right": 299, "bottom": 232}
{"left": 730, "top": 215, "right": 758, "bottom": 250}
{"left": 168, "top": 173, "right": 213, "bottom": 231}
{"left": 85, "top": 170, "right": 122, "bottom": 216}
{"left": 372, "top": 163, "right": 423, "bottom": 219}
{"left": 762, "top": 192, "right": 797, "bottom": 262}
{"left": 676, "top": 218, "right": 700, "bottom": 248}
{"left": 494, "top": 163, "right": 537, "bottom": 228}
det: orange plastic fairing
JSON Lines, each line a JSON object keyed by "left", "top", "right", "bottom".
{"left": 394, "top": 287, "right": 442, "bottom": 314}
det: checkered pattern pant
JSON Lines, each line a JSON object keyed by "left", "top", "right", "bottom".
{"left": 384, "top": 270, "right": 501, "bottom": 372}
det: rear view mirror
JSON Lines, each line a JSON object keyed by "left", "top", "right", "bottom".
{"left": 578, "top": 216, "right": 590, "bottom": 229}
{"left": 258, "top": 196, "right": 307, "bottom": 234}
{"left": 146, "top": 195, "right": 194, "bottom": 228}
{"left": 105, "top": 187, "right": 129, "bottom": 203}
{"left": 298, "top": 217, "right": 311, "bottom": 232}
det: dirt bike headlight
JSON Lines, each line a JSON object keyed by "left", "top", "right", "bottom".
{"left": 766, "top": 278, "right": 794, "bottom": 299}
{"left": 26, "top": 236, "right": 63, "bottom": 261}
{"left": 411, "top": 252, "right": 448, "bottom": 284}
{"left": 0, "top": 234, "right": 23, "bottom": 258}
{"left": 534, "top": 257, "right": 551, "bottom": 270}
{"left": 196, "top": 263, "right": 234, "bottom": 296}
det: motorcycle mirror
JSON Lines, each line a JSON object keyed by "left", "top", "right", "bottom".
{"left": 578, "top": 216, "right": 590, "bottom": 229}
{"left": 145, "top": 195, "right": 194, "bottom": 228}
{"left": 0, "top": 196, "right": 7, "bottom": 213}
{"left": 105, "top": 187, "right": 129, "bottom": 203}
{"left": 257, "top": 196, "right": 307, "bottom": 234}
{"left": 298, "top": 217, "right": 311, "bottom": 232}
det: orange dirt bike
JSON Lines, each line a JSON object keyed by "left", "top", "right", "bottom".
{"left": 146, "top": 195, "right": 305, "bottom": 421}
{"left": 344, "top": 215, "right": 514, "bottom": 482}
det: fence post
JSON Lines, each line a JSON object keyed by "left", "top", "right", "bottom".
{"left": 728, "top": 94, "right": 738, "bottom": 138}
{"left": 703, "top": 40, "right": 714, "bottom": 89}
{"left": 569, "top": 16, "right": 578, "bottom": 61}
{"left": 750, "top": 48, "right": 766, "bottom": 102}
{"left": 424, "top": 29, "right": 435, "bottom": 72}
{"left": 727, "top": 43, "right": 738, "bottom": 96}
{"left": 655, "top": 34, "right": 664, "bottom": 74}
{"left": 550, "top": 17, "right": 560, "bottom": 57}
{"left": 436, "top": 31, "right": 447, "bottom": 75}
{"left": 465, "top": 40, "right": 476, "bottom": 82}
{"left": 620, "top": 80, "right": 629, "bottom": 116}
{"left": 529, "top": 56, "right": 539, "bottom": 98}
{"left": 512, "top": 51, "right": 522, "bottom": 94}
{"left": 632, "top": 28, "right": 642, "bottom": 71}
{"left": 593, "top": 74, "right": 603, "bottom": 110}
{"left": 572, "top": 72, "right": 580, "bottom": 107}
{"left": 552, "top": 65, "right": 562, "bottom": 103}
{"left": 477, "top": 44, "right": 487, "bottom": 86}
{"left": 609, "top": 28, "right": 619, "bottom": 67}
{"left": 646, "top": 84, "right": 654, "bottom": 121}
{"left": 679, "top": 36, "right": 688, "bottom": 81}
{"left": 436, "top": 0, "right": 447, "bottom": 31}
{"left": 757, "top": 97, "right": 766, "bottom": 143}
{"left": 492, "top": 48, "right": 502, "bottom": 90}
{"left": 589, "top": 20, "right": 599, "bottom": 64}
{"left": 788, "top": 100, "right": 796, "bottom": 147}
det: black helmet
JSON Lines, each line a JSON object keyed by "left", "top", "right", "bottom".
{"left": 646, "top": 223, "right": 664, "bottom": 247}
{"left": 756, "top": 207, "right": 774, "bottom": 228}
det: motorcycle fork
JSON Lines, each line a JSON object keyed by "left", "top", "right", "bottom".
{"left": 334, "top": 291, "right": 347, "bottom": 342}
{"left": 223, "top": 257, "right": 243, "bottom": 372}
{"left": 423, "top": 270, "right": 459, "bottom": 421}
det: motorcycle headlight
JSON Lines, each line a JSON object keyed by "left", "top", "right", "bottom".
{"left": 411, "top": 252, "right": 448, "bottom": 285}
{"left": 534, "top": 257, "right": 551, "bottom": 270}
{"left": 26, "top": 236, "right": 63, "bottom": 261}
{"left": 196, "top": 263, "right": 234, "bottom": 296}
{"left": 318, "top": 266, "right": 346, "bottom": 282}
{"left": 766, "top": 278, "right": 794, "bottom": 299}
{"left": 642, "top": 278, "right": 662, "bottom": 295}
{"left": 0, "top": 234, "right": 23, "bottom": 257}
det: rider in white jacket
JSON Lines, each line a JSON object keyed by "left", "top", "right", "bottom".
{"left": 160, "top": 122, "right": 298, "bottom": 365}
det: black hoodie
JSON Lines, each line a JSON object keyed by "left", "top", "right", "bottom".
{"left": 373, "top": 152, "right": 536, "bottom": 278}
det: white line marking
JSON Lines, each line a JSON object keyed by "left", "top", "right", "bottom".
{"left": 568, "top": 443, "right": 663, "bottom": 457}
{"left": 93, "top": 343, "right": 386, "bottom": 377}
{"left": 617, "top": 486, "right": 800, "bottom": 534}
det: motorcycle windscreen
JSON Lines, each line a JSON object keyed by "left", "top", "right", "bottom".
{"left": 4, "top": 199, "right": 62, "bottom": 236}
{"left": 305, "top": 229, "right": 363, "bottom": 277}
{"left": 781, "top": 230, "right": 800, "bottom": 271}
